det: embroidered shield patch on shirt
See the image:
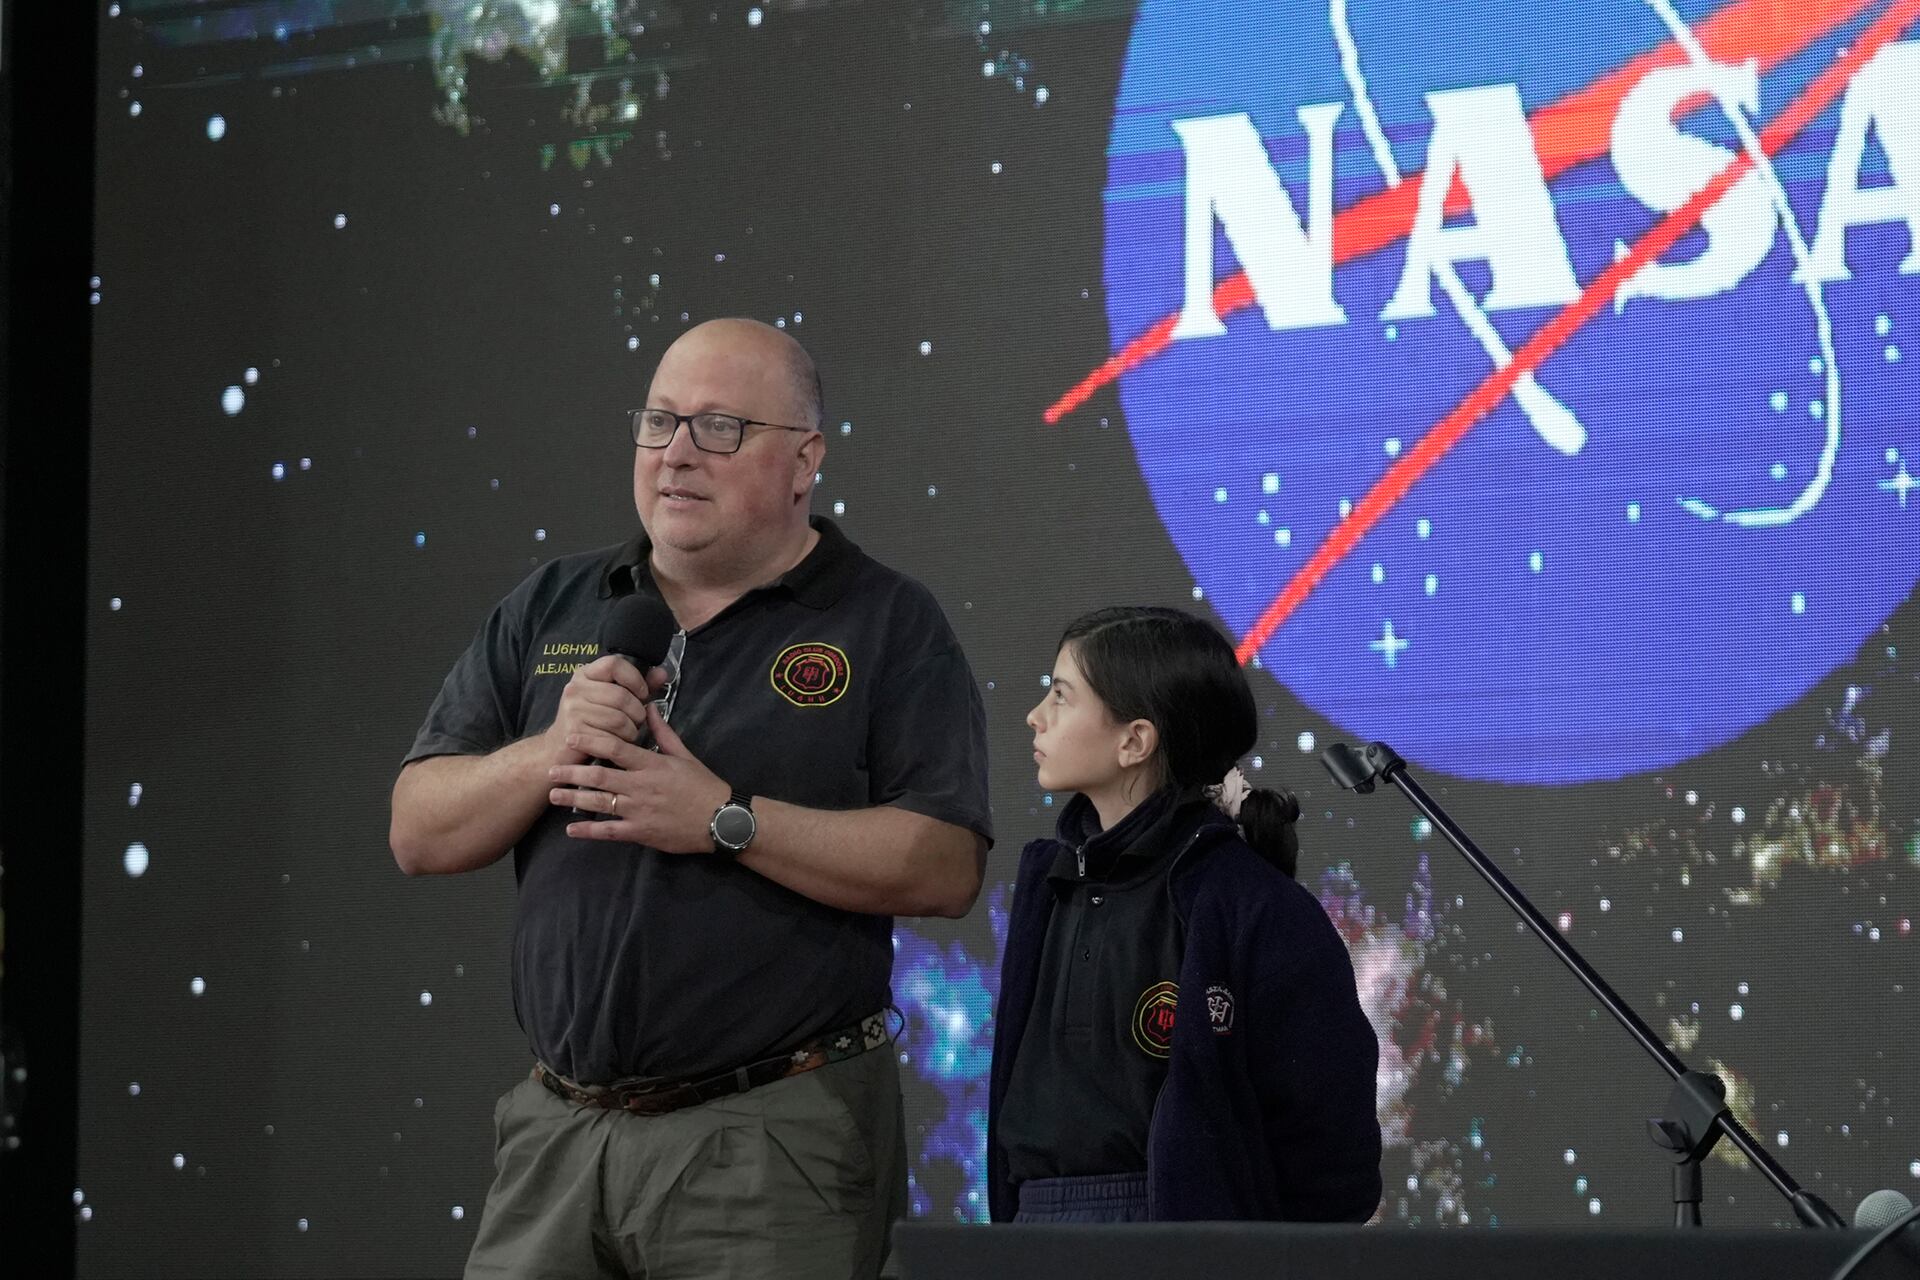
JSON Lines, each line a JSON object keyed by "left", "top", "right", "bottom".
{"left": 1131, "top": 980, "right": 1179, "bottom": 1059}
{"left": 770, "top": 642, "right": 851, "bottom": 707}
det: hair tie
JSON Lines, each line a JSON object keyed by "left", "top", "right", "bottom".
{"left": 1206, "top": 766, "right": 1251, "bottom": 820}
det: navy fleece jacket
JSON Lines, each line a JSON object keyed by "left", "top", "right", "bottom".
{"left": 988, "top": 795, "right": 1383, "bottom": 1222}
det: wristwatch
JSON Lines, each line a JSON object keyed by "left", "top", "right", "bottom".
{"left": 709, "top": 789, "right": 756, "bottom": 855}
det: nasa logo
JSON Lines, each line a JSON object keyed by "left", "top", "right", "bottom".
{"left": 1086, "top": 0, "right": 1920, "bottom": 783}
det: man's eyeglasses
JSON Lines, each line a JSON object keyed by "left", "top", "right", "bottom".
{"left": 629, "top": 408, "right": 811, "bottom": 455}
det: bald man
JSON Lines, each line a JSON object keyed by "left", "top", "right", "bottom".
{"left": 392, "top": 319, "right": 993, "bottom": 1279}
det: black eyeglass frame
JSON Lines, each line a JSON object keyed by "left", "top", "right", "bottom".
{"left": 628, "top": 408, "right": 813, "bottom": 455}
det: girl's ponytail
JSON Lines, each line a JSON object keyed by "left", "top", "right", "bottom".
{"left": 1207, "top": 766, "right": 1302, "bottom": 878}
{"left": 1238, "top": 786, "right": 1301, "bottom": 878}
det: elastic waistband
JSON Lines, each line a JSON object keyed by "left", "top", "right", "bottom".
{"left": 1016, "top": 1171, "right": 1150, "bottom": 1214}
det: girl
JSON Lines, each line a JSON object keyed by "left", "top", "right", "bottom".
{"left": 988, "top": 606, "right": 1382, "bottom": 1224}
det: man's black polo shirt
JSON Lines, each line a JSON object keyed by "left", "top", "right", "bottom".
{"left": 405, "top": 517, "right": 993, "bottom": 1083}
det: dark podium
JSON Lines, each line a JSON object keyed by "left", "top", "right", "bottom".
{"left": 895, "top": 1223, "right": 1908, "bottom": 1280}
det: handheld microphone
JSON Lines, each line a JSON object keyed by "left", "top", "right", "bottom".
{"left": 571, "top": 593, "right": 679, "bottom": 817}
{"left": 601, "top": 592, "right": 679, "bottom": 675}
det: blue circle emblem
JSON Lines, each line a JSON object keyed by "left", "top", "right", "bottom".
{"left": 1099, "top": 0, "right": 1920, "bottom": 783}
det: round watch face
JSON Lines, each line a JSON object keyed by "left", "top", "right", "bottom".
{"left": 712, "top": 803, "right": 755, "bottom": 850}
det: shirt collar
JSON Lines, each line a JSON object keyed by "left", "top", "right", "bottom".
{"left": 1047, "top": 786, "right": 1207, "bottom": 885}
{"left": 597, "top": 515, "right": 860, "bottom": 609}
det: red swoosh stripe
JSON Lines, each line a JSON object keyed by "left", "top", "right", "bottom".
{"left": 1045, "top": 0, "right": 1882, "bottom": 425}
{"left": 1232, "top": 0, "right": 1920, "bottom": 663}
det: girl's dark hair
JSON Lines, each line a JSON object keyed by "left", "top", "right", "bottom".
{"left": 1059, "top": 606, "right": 1302, "bottom": 876}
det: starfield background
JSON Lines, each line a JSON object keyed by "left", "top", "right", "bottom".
{"left": 77, "top": 2, "right": 1919, "bottom": 1275}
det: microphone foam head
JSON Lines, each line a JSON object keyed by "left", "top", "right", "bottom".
{"left": 1854, "top": 1188, "right": 1915, "bottom": 1230}
{"left": 600, "top": 593, "right": 678, "bottom": 667}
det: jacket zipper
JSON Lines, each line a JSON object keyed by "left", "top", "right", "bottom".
{"left": 1076, "top": 841, "right": 1087, "bottom": 877}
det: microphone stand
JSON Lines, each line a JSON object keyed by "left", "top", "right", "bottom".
{"left": 1321, "top": 740, "right": 1844, "bottom": 1229}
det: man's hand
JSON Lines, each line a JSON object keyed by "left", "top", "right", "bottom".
{"left": 538, "top": 656, "right": 670, "bottom": 765}
{"left": 548, "top": 703, "right": 729, "bottom": 852}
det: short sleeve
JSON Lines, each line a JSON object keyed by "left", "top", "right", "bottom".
{"left": 402, "top": 594, "right": 528, "bottom": 765}
{"left": 867, "top": 643, "right": 994, "bottom": 846}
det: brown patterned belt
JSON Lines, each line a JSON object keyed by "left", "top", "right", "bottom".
{"left": 532, "top": 1008, "right": 896, "bottom": 1117}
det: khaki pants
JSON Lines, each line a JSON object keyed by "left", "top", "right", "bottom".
{"left": 465, "top": 1047, "right": 907, "bottom": 1280}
